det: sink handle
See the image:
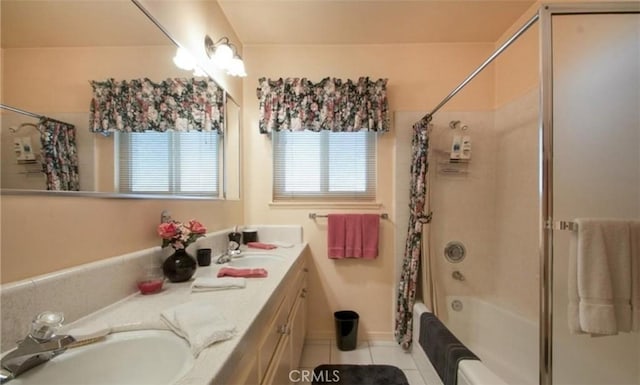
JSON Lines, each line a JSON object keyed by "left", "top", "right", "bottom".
{"left": 30, "top": 311, "right": 64, "bottom": 341}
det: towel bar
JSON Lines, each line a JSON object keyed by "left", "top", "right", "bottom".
{"left": 309, "top": 213, "right": 389, "bottom": 220}
{"left": 553, "top": 220, "right": 578, "bottom": 231}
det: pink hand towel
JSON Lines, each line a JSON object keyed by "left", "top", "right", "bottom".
{"left": 217, "top": 267, "right": 268, "bottom": 278}
{"left": 328, "top": 214, "right": 380, "bottom": 259}
{"left": 328, "top": 214, "right": 347, "bottom": 259}
{"left": 362, "top": 214, "right": 380, "bottom": 259}
{"left": 247, "top": 242, "right": 277, "bottom": 250}
{"left": 345, "top": 214, "right": 364, "bottom": 258}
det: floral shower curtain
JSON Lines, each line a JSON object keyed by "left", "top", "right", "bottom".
{"left": 39, "top": 119, "right": 80, "bottom": 191}
{"left": 256, "top": 77, "right": 389, "bottom": 133}
{"left": 395, "top": 117, "right": 432, "bottom": 349}
{"left": 89, "top": 78, "right": 224, "bottom": 133}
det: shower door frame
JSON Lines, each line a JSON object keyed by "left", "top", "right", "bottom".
{"left": 539, "top": 3, "right": 640, "bottom": 385}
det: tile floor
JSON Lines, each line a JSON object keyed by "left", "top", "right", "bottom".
{"left": 298, "top": 340, "right": 427, "bottom": 385}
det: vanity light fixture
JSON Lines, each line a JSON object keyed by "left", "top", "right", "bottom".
{"left": 172, "top": 47, "right": 206, "bottom": 77}
{"left": 204, "top": 35, "right": 247, "bottom": 77}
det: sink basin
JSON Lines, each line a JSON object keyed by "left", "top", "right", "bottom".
{"left": 11, "top": 330, "right": 193, "bottom": 385}
{"left": 229, "top": 253, "right": 285, "bottom": 267}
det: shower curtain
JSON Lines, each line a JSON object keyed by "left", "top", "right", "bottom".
{"left": 39, "top": 119, "right": 80, "bottom": 191}
{"left": 395, "top": 117, "right": 432, "bottom": 349}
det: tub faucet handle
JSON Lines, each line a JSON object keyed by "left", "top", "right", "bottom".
{"left": 452, "top": 270, "right": 465, "bottom": 281}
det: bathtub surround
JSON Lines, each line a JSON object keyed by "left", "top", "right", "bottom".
{"left": 393, "top": 95, "right": 539, "bottom": 384}
{"left": 393, "top": 87, "right": 540, "bottom": 323}
{"left": 0, "top": 225, "right": 302, "bottom": 353}
{"left": 492, "top": 88, "right": 539, "bottom": 321}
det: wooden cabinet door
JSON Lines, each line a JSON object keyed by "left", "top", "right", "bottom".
{"left": 289, "top": 287, "right": 307, "bottom": 371}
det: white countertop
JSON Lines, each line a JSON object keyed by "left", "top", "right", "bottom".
{"left": 65, "top": 243, "right": 307, "bottom": 385}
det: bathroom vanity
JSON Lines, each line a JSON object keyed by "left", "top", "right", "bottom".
{"left": 71, "top": 245, "right": 308, "bottom": 385}
{"left": 1, "top": 226, "right": 309, "bottom": 385}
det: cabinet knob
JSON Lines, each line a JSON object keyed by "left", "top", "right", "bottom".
{"left": 301, "top": 288, "right": 307, "bottom": 298}
{"left": 277, "top": 324, "right": 289, "bottom": 335}
{"left": 303, "top": 267, "right": 309, "bottom": 273}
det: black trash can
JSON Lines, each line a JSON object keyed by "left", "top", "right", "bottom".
{"left": 334, "top": 310, "right": 359, "bottom": 351}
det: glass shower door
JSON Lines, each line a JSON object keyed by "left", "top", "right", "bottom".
{"left": 550, "top": 11, "right": 640, "bottom": 385}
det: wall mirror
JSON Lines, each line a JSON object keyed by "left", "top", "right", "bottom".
{"left": 0, "top": 0, "right": 240, "bottom": 199}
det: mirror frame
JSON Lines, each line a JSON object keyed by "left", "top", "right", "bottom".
{"left": 0, "top": 0, "right": 239, "bottom": 200}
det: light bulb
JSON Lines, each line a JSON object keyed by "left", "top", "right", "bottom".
{"left": 173, "top": 47, "right": 195, "bottom": 71}
{"left": 213, "top": 43, "right": 234, "bottom": 70}
{"left": 228, "top": 57, "right": 247, "bottom": 77}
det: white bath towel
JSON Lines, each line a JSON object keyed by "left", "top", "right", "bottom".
{"left": 568, "top": 218, "right": 632, "bottom": 336}
{"left": 161, "top": 301, "right": 236, "bottom": 356}
{"left": 191, "top": 277, "right": 246, "bottom": 292}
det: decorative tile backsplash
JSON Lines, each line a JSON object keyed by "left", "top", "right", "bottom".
{"left": 0, "top": 225, "right": 302, "bottom": 352}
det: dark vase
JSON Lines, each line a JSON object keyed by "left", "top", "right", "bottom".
{"left": 162, "top": 248, "right": 197, "bottom": 282}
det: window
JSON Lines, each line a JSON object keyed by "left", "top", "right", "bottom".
{"left": 273, "top": 130, "right": 376, "bottom": 201}
{"left": 116, "top": 131, "right": 220, "bottom": 196}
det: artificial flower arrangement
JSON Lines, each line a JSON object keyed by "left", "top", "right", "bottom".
{"left": 157, "top": 219, "right": 207, "bottom": 250}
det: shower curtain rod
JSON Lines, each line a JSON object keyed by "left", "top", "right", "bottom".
{"left": 421, "top": 12, "right": 540, "bottom": 122}
{"left": 0, "top": 103, "right": 72, "bottom": 127}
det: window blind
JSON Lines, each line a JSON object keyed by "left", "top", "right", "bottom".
{"left": 116, "top": 131, "right": 220, "bottom": 196}
{"left": 273, "top": 131, "right": 376, "bottom": 201}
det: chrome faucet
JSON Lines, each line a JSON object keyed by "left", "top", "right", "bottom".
{"left": 1, "top": 312, "right": 75, "bottom": 383}
{"left": 215, "top": 241, "right": 242, "bottom": 264}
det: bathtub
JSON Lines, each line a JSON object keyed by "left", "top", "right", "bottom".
{"left": 412, "top": 297, "right": 538, "bottom": 385}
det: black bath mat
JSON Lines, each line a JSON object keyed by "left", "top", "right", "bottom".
{"left": 312, "top": 364, "right": 409, "bottom": 385}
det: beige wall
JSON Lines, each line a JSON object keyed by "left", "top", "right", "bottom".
{"left": 493, "top": 2, "right": 540, "bottom": 108}
{"left": 0, "top": 196, "right": 240, "bottom": 283}
{"left": 1, "top": 1, "right": 244, "bottom": 284}
{"left": 242, "top": 43, "right": 495, "bottom": 340}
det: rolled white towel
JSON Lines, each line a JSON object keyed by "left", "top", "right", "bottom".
{"left": 271, "top": 241, "right": 294, "bottom": 248}
{"left": 191, "top": 277, "right": 246, "bottom": 292}
{"left": 161, "top": 301, "right": 236, "bottom": 357}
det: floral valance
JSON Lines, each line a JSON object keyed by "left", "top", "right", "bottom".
{"left": 89, "top": 78, "right": 224, "bottom": 133}
{"left": 257, "top": 77, "right": 389, "bottom": 133}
